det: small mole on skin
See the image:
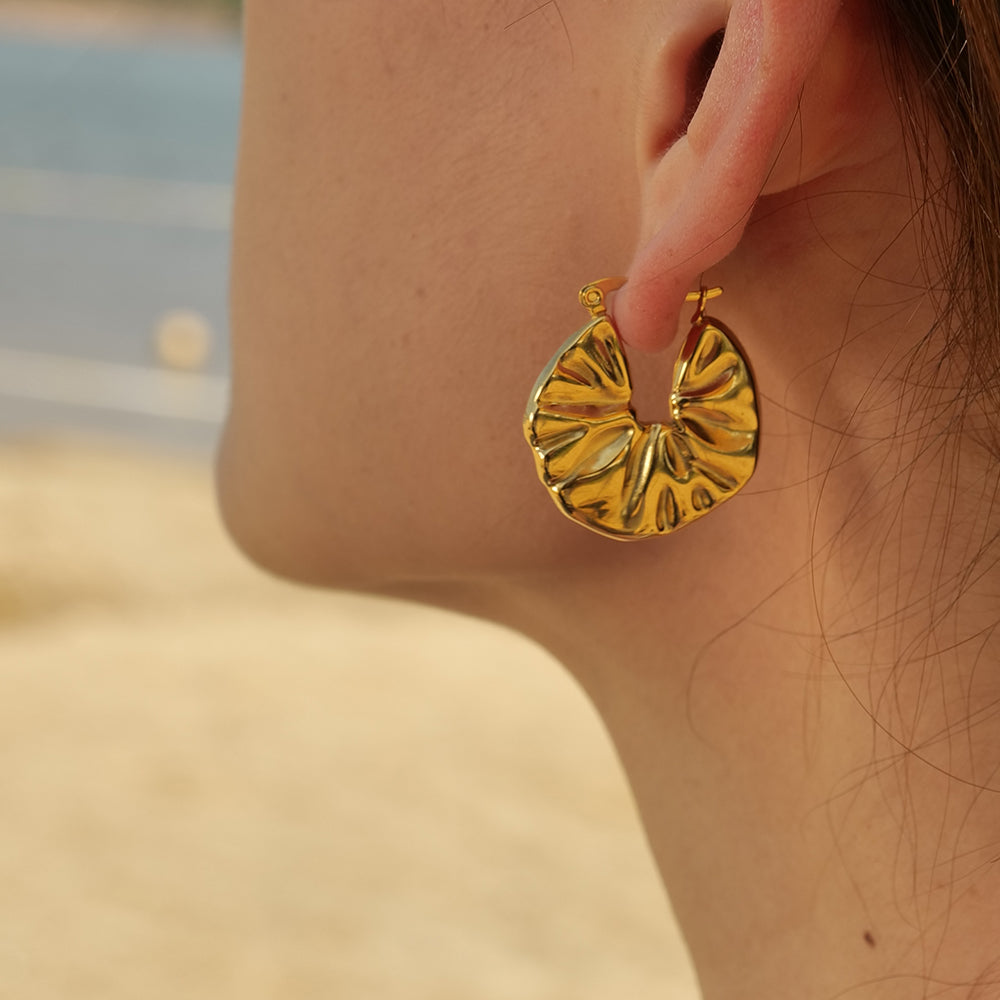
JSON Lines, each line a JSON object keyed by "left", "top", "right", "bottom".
{"left": 863, "top": 931, "right": 876, "bottom": 948}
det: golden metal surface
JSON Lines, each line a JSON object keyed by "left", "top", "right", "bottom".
{"left": 523, "top": 279, "right": 758, "bottom": 540}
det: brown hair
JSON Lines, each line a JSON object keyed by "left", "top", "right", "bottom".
{"left": 876, "top": 0, "right": 1000, "bottom": 427}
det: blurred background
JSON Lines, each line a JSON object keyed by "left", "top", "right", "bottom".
{"left": 0, "top": 2, "right": 697, "bottom": 997}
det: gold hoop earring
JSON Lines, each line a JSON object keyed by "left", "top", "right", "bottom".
{"left": 523, "top": 278, "right": 758, "bottom": 540}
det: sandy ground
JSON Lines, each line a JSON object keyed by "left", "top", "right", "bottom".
{"left": 0, "top": 436, "right": 699, "bottom": 999}
{"left": 0, "top": 0, "right": 237, "bottom": 39}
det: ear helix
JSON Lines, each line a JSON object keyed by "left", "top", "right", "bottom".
{"left": 523, "top": 279, "right": 758, "bottom": 539}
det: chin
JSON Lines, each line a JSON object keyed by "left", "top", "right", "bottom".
{"left": 214, "top": 416, "right": 596, "bottom": 593}
{"left": 214, "top": 418, "right": 374, "bottom": 590}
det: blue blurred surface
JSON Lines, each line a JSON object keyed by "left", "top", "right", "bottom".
{"left": 0, "top": 32, "right": 240, "bottom": 181}
{"left": 0, "top": 27, "right": 241, "bottom": 449}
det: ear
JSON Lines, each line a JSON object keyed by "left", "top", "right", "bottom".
{"left": 613, "top": 0, "right": 850, "bottom": 351}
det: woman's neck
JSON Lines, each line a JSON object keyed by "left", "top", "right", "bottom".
{"left": 487, "top": 181, "right": 1000, "bottom": 998}
{"left": 500, "top": 435, "right": 1000, "bottom": 998}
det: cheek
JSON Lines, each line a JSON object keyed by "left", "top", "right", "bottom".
{"left": 218, "top": 1, "right": 641, "bottom": 586}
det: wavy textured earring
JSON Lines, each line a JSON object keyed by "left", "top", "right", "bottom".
{"left": 523, "top": 278, "right": 758, "bottom": 540}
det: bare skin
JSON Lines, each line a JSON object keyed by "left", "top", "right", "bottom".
{"left": 219, "top": 1, "right": 1000, "bottom": 996}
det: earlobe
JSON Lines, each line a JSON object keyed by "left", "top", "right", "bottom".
{"left": 614, "top": 0, "right": 848, "bottom": 352}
